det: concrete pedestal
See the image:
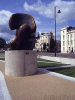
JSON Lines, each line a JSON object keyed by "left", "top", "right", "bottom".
{"left": 5, "top": 50, "right": 37, "bottom": 77}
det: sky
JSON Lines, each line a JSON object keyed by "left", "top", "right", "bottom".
{"left": 0, "top": 0, "right": 75, "bottom": 43}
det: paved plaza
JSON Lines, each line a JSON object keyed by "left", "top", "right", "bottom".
{"left": 38, "top": 52, "right": 75, "bottom": 58}
{"left": 0, "top": 61, "right": 75, "bottom": 100}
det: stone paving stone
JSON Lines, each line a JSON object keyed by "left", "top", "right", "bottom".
{"left": 0, "top": 81, "right": 4, "bottom": 100}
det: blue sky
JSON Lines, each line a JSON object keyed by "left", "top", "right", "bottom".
{"left": 0, "top": 0, "right": 75, "bottom": 43}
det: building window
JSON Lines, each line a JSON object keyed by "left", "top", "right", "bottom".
{"left": 74, "top": 39, "right": 75, "bottom": 45}
{"left": 69, "top": 47, "right": 70, "bottom": 51}
{"left": 68, "top": 41, "right": 69, "bottom": 45}
{"left": 74, "top": 34, "right": 75, "bottom": 38}
{"left": 63, "top": 31, "right": 64, "bottom": 33}
{"left": 63, "top": 41, "right": 65, "bottom": 46}
{"left": 71, "top": 34, "right": 72, "bottom": 38}
{"left": 63, "top": 35, "right": 65, "bottom": 40}
{"left": 68, "top": 35, "right": 69, "bottom": 39}
{"left": 71, "top": 40, "right": 73, "bottom": 45}
{"left": 36, "top": 44, "right": 38, "bottom": 46}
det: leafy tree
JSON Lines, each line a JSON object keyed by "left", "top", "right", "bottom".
{"left": 36, "top": 32, "right": 40, "bottom": 39}
{"left": 50, "top": 35, "right": 55, "bottom": 52}
{"left": 43, "top": 43, "right": 46, "bottom": 50}
{"left": 46, "top": 43, "right": 49, "bottom": 52}
{"left": 37, "top": 32, "right": 40, "bottom": 39}
{"left": 6, "top": 43, "right": 10, "bottom": 48}
{"left": 0, "top": 37, "right": 6, "bottom": 49}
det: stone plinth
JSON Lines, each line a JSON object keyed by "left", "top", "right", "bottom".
{"left": 5, "top": 50, "right": 37, "bottom": 77}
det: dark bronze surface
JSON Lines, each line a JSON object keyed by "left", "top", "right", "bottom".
{"left": 9, "top": 13, "right": 36, "bottom": 50}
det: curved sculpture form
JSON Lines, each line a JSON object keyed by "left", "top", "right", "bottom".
{"left": 9, "top": 13, "right": 36, "bottom": 50}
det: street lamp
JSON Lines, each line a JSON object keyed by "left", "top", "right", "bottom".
{"left": 55, "top": 6, "right": 61, "bottom": 57}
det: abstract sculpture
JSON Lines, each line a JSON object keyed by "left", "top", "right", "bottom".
{"left": 9, "top": 13, "right": 36, "bottom": 50}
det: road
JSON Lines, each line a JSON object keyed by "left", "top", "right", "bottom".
{"left": 37, "top": 51, "right": 75, "bottom": 58}
{"left": 0, "top": 52, "right": 75, "bottom": 59}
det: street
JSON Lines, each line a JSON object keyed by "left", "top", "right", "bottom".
{"left": 0, "top": 52, "right": 75, "bottom": 59}
{"left": 38, "top": 51, "right": 75, "bottom": 58}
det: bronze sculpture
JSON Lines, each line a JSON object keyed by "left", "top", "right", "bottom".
{"left": 9, "top": 13, "right": 36, "bottom": 50}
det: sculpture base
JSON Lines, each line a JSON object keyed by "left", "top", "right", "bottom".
{"left": 5, "top": 50, "right": 37, "bottom": 77}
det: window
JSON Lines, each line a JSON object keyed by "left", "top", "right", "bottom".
{"left": 71, "top": 40, "right": 73, "bottom": 45}
{"left": 63, "top": 41, "right": 65, "bottom": 46}
{"left": 68, "top": 41, "right": 69, "bottom": 45}
{"left": 71, "top": 34, "right": 72, "bottom": 38}
{"left": 74, "top": 34, "right": 75, "bottom": 38}
{"left": 68, "top": 35, "right": 69, "bottom": 39}
{"left": 36, "top": 44, "right": 38, "bottom": 46}
{"left": 63, "top": 31, "right": 64, "bottom": 33}
{"left": 63, "top": 35, "right": 65, "bottom": 40}
{"left": 74, "top": 39, "right": 75, "bottom": 45}
{"left": 69, "top": 47, "right": 70, "bottom": 51}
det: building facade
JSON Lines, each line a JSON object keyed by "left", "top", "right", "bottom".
{"left": 35, "top": 32, "right": 54, "bottom": 51}
{"left": 61, "top": 26, "right": 75, "bottom": 53}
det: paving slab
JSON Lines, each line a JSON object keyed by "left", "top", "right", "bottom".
{"left": 0, "top": 71, "right": 12, "bottom": 100}
{"left": 0, "top": 61, "right": 75, "bottom": 100}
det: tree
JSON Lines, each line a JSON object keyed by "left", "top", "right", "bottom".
{"left": 36, "top": 32, "right": 40, "bottom": 39}
{"left": 37, "top": 32, "right": 40, "bottom": 39}
{"left": 50, "top": 35, "right": 55, "bottom": 52}
{"left": 6, "top": 43, "right": 10, "bottom": 48}
{"left": 46, "top": 43, "right": 49, "bottom": 52}
{"left": 43, "top": 43, "right": 46, "bottom": 50}
{"left": 0, "top": 37, "right": 6, "bottom": 49}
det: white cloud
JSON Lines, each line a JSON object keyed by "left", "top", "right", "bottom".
{"left": 23, "top": 0, "right": 75, "bottom": 25}
{"left": 0, "top": 10, "right": 12, "bottom": 25}
{"left": 0, "top": 10, "right": 15, "bottom": 42}
{"left": 34, "top": 17, "right": 41, "bottom": 26}
{"left": 0, "top": 32, "right": 15, "bottom": 43}
{"left": 23, "top": 0, "right": 53, "bottom": 18}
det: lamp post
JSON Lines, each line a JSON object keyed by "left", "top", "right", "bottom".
{"left": 55, "top": 6, "right": 61, "bottom": 57}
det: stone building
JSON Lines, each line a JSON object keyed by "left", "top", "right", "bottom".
{"left": 61, "top": 26, "right": 75, "bottom": 53}
{"left": 35, "top": 32, "right": 54, "bottom": 51}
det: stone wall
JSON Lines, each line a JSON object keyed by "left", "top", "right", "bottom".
{"left": 5, "top": 50, "right": 37, "bottom": 77}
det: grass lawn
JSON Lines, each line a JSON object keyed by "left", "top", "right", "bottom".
{"left": 0, "top": 53, "right": 5, "bottom": 61}
{"left": 0, "top": 53, "right": 5, "bottom": 58}
{"left": 37, "top": 58, "right": 75, "bottom": 77}
{"left": 37, "top": 58, "right": 55, "bottom": 62}
{"left": 37, "top": 58, "right": 69, "bottom": 68}
{"left": 47, "top": 67, "right": 75, "bottom": 78}
{"left": 0, "top": 58, "right": 5, "bottom": 60}
{"left": 0, "top": 56, "right": 74, "bottom": 77}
